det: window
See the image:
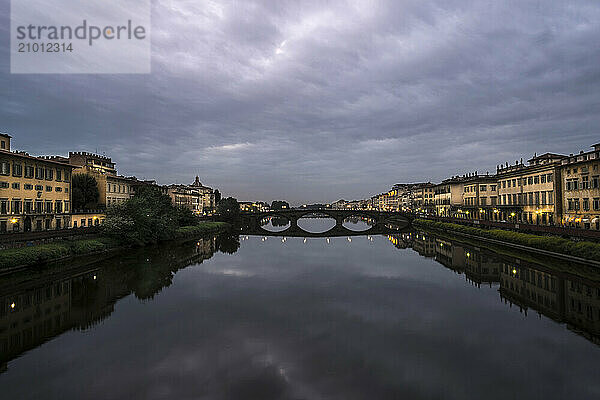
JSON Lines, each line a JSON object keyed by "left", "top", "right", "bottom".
{"left": 12, "top": 199, "right": 21, "bottom": 214}
{"left": 24, "top": 201, "right": 33, "bottom": 214}
{"left": 490, "top": 184, "right": 497, "bottom": 191}
{"left": 25, "top": 165, "right": 34, "bottom": 178}
{"left": 12, "top": 163, "right": 22, "bottom": 177}
{"left": 35, "top": 167, "right": 43, "bottom": 180}
{"left": 594, "top": 198, "right": 600, "bottom": 211}
{"left": 64, "top": 201, "right": 69, "bottom": 212}
{"left": 529, "top": 192, "right": 534, "bottom": 205}
{"left": 0, "top": 161, "right": 10, "bottom": 175}
{"left": 548, "top": 191, "right": 554, "bottom": 205}
{"left": 582, "top": 176, "right": 590, "bottom": 189}
{"left": 593, "top": 176, "right": 599, "bottom": 189}
{"left": 24, "top": 184, "right": 33, "bottom": 190}
{"left": 45, "top": 201, "right": 52, "bottom": 213}
{"left": 45, "top": 168, "right": 53, "bottom": 181}
{"left": 502, "top": 181, "right": 506, "bottom": 189}
{"left": 55, "top": 187, "right": 62, "bottom": 192}
{"left": 535, "top": 192, "right": 540, "bottom": 205}
{"left": 574, "top": 198, "right": 580, "bottom": 210}
{"left": 0, "top": 182, "right": 8, "bottom": 189}
{"left": 35, "top": 201, "right": 42, "bottom": 214}
{"left": 481, "top": 185, "right": 487, "bottom": 191}
{"left": 534, "top": 175, "right": 539, "bottom": 184}
{"left": 46, "top": 186, "right": 52, "bottom": 192}
{"left": 528, "top": 177, "right": 533, "bottom": 185}
{"left": 64, "top": 172, "right": 70, "bottom": 182}
{"left": 55, "top": 201, "right": 62, "bottom": 213}
{"left": 541, "top": 175, "right": 546, "bottom": 184}
{"left": 541, "top": 191, "right": 546, "bottom": 205}
{"left": 35, "top": 185, "right": 43, "bottom": 191}
{"left": 56, "top": 169, "right": 62, "bottom": 181}
{"left": 583, "top": 198, "right": 590, "bottom": 211}
{"left": 547, "top": 173, "right": 553, "bottom": 182}
{"left": 512, "top": 179, "right": 516, "bottom": 187}
{"left": 0, "top": 199, "right": 7, "bottom": 214}
{"left": 12, "top": 182, "right": 19, "bottom": 190}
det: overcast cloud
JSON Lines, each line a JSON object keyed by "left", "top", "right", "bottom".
{"left": 2, "top": 0, "right": 600, "bottom": 204}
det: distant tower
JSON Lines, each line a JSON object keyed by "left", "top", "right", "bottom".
{"left": 193, "top": 176, "right": 202, "bottom": 187}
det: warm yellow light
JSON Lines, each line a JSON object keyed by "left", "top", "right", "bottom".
{"left": 10, "top": 302, "right": 15, "bottom": 309}
{"left": 466, "top": 252, "right": 471, "bottom": 257}
{"left": 511, "top": 212, "right": 516, "bottom": 217}
{"left": 10, "top": 218, "right": 18, "bottom": 224}
{"left": 93, "top": 216, "right": 98, "bottom": 220}
{"left": 512, "top": 268, "right": 517, "bottom": 275}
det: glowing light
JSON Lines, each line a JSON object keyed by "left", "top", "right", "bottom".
{"left": 10, "top": 218, "right": 18, "bottom": 224}
{"left": 512, "top": 268, "right": 517, "bottom": 275}
{"left": 10, "top": 302, "right": 15, "bottom": 309}
{"left": 93, "top": 275, "right": 97, "bottom": 280}
{"left": 466, "top": 252, "right": 470, "bottom": 257}
{"left": 326, "top": 238, "right": 330, "bottom": 243}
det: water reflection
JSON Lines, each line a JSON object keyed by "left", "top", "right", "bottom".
{"left": 260, "top": 216, "right": 291, "bottom": 232}
{"left": 385, "top": 231, "right": 600, "bottom": 344}
{"left": 1, "top": 228, "right": 599, "bottom": 399}
{"left": 342, "top": 216, "right": 374, "bottom": 232}
{"left": 0, "top": 235, "right": 231, "bottom": 371}
{"left": 296, "top": 214, "right": 336, "bottom": 233}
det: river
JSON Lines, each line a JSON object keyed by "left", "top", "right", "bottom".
{"left": 1, "top": 219, "right": 599, "bottom": 399}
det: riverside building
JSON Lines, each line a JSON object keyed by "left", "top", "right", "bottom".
{"left": 68, "top": 152, "right": 136, "bottom": 208}
{"left": 559, "top": 144, "right": 600, "bottom": 230}
{"left": 0, "top": 133, "right": 76, "bottom": 232}
{"left": 496, "top": 153, "right": 565, "bottom": 225}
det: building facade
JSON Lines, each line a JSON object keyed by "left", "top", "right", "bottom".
{"left": 434, "top": 177, "right": 465, "bottom": 217}
{"left": 69, "top": 152, "right": 136, "bottom": 208}
{"left": 559, "top": 144, "right": 600, "bottom": 229}
{"left": 496, "top": 153, "right": 565, "bottom": 225}
{"left": 460, "top": 175, "right": 498, "bottom": 220}
{"left": 0, "top": 134, "right": 76, "bottom": 232}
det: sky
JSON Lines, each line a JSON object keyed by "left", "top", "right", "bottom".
{"left": 2, "top": 0, "right": 600, "bottom": 205}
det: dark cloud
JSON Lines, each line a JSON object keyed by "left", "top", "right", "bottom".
{"left": 2, "top": 0, "right": 600, "bottom": 203}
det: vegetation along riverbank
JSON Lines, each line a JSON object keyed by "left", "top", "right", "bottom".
{"left": 0, "top": 186, "right": 231, "bottom": 271}
{"left": 414, "top": 219, "right": 600, "bottom": 263}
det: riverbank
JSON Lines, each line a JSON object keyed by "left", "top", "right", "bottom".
{"left": 414, "top": 219, "right": 600, "bottom": 264}
{"left": 0, "top": 221, "right": 230, "bottom": 271}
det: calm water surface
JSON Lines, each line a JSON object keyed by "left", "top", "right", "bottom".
{"left": 1, "top": 219, "right": 599, "bottom": 399}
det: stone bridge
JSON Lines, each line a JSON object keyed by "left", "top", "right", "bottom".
{"left": 239, "top": 209, "right": 413, "bottom": 237}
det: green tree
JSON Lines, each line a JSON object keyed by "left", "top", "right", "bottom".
{"left": 217, "top": 197, "right": 240, "bottom": 221}
{"left": 271, "top": 200, "right": 290, "bottom": 210}
{"left": 102, "top": 186, "right": 180, "bottom": 245}
{"left": 214, "top": 189, "right": 222, "bottom": 205}
{"left": 72, "top": 174, "right": 100, "bottom": 210}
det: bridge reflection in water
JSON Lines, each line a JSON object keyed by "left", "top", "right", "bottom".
{"left": 1, "top": 228, "right": 599, "bottom": 377}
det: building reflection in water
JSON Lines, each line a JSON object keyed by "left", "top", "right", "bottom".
{"left": 0, "top": 235, "right": 238, "bottom": 372}
{"left": 1, "top": 230, "right": 599, "bottom": 375}
{"left": 387, "top": 230, "right": 600, "bottom": 345}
